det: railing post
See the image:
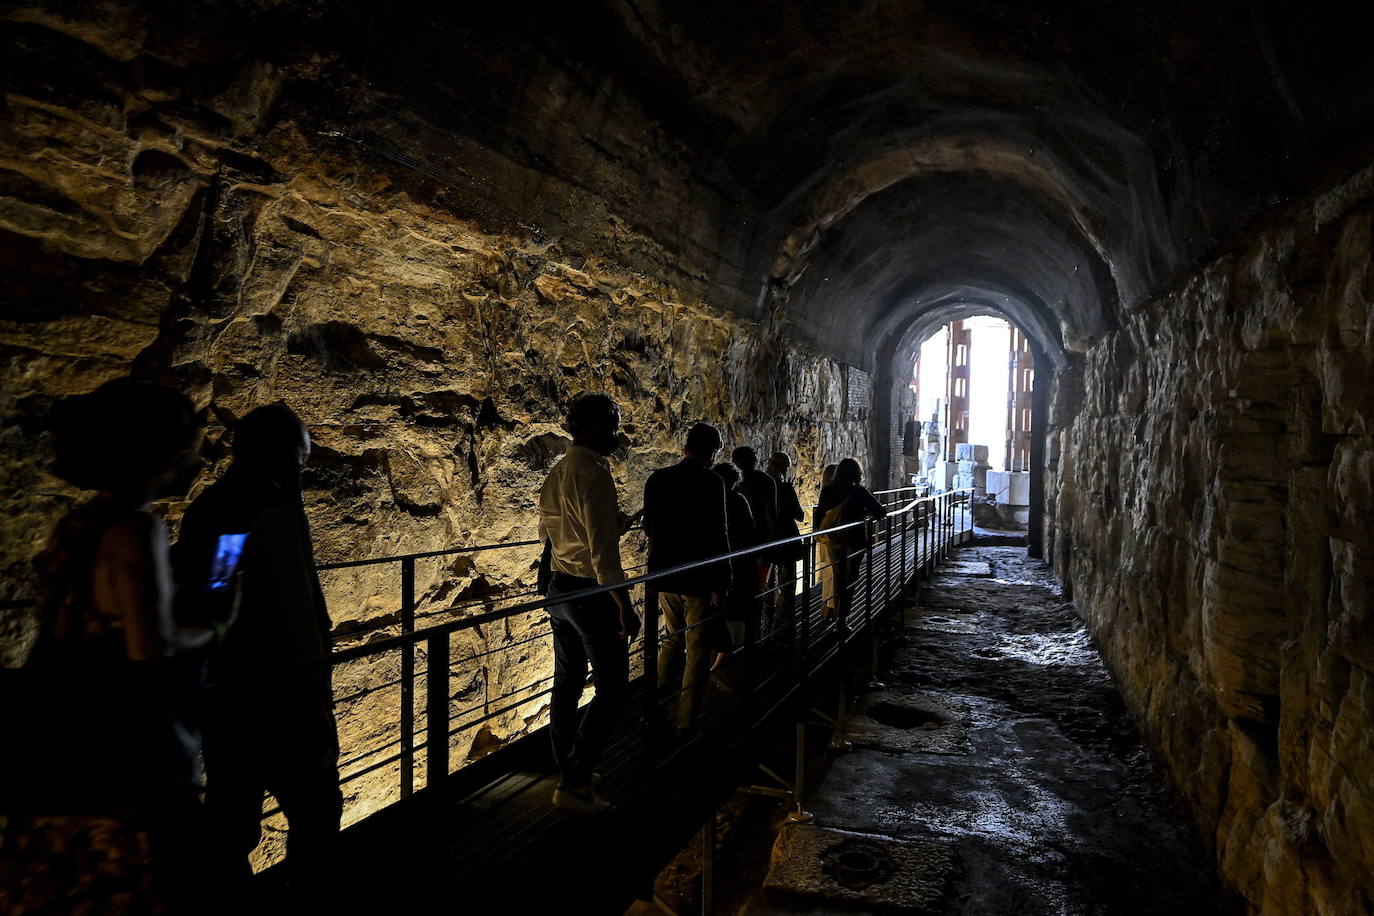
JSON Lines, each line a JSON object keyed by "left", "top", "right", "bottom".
{"left": 702, "top": 810, "right": 716, "bottom": 916}
{"left": 400, "top": 557, "right": 415, "bottom": 798}
{"left": 789, "top": 538, "right": 814, "bottom": 822}
{"left": 426, "top": 630, "right": 449, "bottom": 790}
{"left": 941, "top": 494, "right": 949, "bottom": 560}
{"left": 923, "top": 498, "right": 931, "bottom": 575}
{"left": 964, "top": 490, "right": 971, "bottom": 542}
{"left": 642, "top": 584, "right": 661, "bottom": 780}
{"left": 742, "top": 566, "right": 758, "bottom": 719}
{"left": 884, "top": 514, "right": 894, "bottom": 609}
{"left": 866, "top": 522, "right": 876, "bottom": 625}
{"left": 865, "top": 522, "right": 879, "bottom": 679}
{"left": 917, "top": 500, "right": 925, "bottom": 577}
{"left": 636, "top": 584, "right": 661, "bottom": 903}
{"left": 798, "top": 540, "right": 812, "bottom": 697}
{"left": 830, "top": 541, "right": 851, "bottom": 750}
{"left": 900, "top": 503, "right": 910, "bottom": 607}
{"left": 936, "top": 494, "right": 943, "bottom": 560}
{"left": 939, "top": 494, "right": 950, "bottom": 560}
{"left": 950, "top": 493, "right": 957, "bottom": 554}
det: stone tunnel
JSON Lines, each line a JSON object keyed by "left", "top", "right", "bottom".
{"left": 1, "top": 1, "right": 1372, "bottom": 913}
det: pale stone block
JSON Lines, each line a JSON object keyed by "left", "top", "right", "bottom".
{"left": 954, "top": 442, "right": 989, "bottom": 463}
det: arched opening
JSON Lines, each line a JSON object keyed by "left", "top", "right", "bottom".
{"left": 901, "top": 314, "right": 1037, "bottom": 532}
{"left": 871, "top": 294, "right": 1066, "bottom": 560}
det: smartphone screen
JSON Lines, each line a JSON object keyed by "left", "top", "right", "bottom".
{"left": 208, "top": 533, "right": 249, "bottom": 592}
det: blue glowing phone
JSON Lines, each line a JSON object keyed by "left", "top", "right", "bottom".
{"left": 208, "top": 533, "right": 249, "bottom": 592}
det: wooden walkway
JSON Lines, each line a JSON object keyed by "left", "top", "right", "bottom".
{"left": 260, "top": 514, "right": 969, "bottom": 914}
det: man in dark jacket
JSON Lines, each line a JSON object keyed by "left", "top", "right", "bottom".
{"left": 767, "top": 452, "right": 806, "bottom": 633}
{"left": 711, "top": 461, "right": 758, "bottom": 656}
{"left": 731, "top": 446, "right": 779, "bottom": 630}
{"left": 643, "top": 423, "right": 730, "bottom": 736}
{"left": 174, "top": 404, "right": 341, "bottom": 890}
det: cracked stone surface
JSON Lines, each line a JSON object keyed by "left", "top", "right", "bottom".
{"left": 763, "top": 825, "right": 954, "bottom": 912}
{"left": 757, "top": 546, "right": 1231, "bottom": 914}
{"left": 846, "top": 688, "right": 970, "bottom": 757}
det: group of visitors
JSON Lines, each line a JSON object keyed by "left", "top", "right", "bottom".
{"left": 4, "top": 379, "right": 340, "bottom": 912}
{"left": 6, "top": 382, "right": 886, "bottom": 909}
{"left": 538, "top": 394, "right": 886, "bottom": 814}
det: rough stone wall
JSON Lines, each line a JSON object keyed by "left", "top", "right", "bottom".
{"left": 1044, "top": 162, "right": 1374, "bottom": 914}
{"left": 0, "top": 6, "right": 868, "bottom": 861}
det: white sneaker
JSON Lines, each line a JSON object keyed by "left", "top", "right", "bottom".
{"left": 553, "top": 783, "right": 612, "bottom": 814}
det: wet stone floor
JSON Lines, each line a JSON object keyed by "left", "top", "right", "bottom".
{"left": 755, "top": 545, "right": 1234, "bottom": 915}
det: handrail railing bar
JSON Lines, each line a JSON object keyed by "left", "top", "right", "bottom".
{"left": 325, "top": 505, "right": 919, "bottom": 663}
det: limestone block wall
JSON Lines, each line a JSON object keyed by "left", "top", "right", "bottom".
{"left": 1044, "top": 162, "right": 1374, "bottom": 914}
{"left": 0, "top": 6, "right": 868, "bottom": 861}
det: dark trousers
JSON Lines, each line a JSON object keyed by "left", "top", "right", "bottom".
{"left": 547, "top": 574, "right": 628, "bottom": 788}
{"left": 202, "top": 681, "right": 343, "bottom": 887}
{"left": 764, "top": 559, "right": 798, "bottom": 637}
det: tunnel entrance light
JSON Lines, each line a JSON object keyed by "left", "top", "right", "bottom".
{"left": 904, "top": 314, "right": 1034, "bottom": 530}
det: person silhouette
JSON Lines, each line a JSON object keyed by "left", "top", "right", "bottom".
{"left": 174, "top": 403, "right": 341, "bottom": 893}
{"left": 643, "top": 422, "right": 730, "bottom": 737}
{"left": 7, "top": 378, "right": 211, "bottom": 913}
{"left": 813, "top": 458, "right": 886, "bottom": 627}
{"left": 710, "top": 461, "right": 759, "bottom": 673}
{"left": 537, "top": 393, "right": 639, "bottom": 812}
{"left": 730, "top": 446, "right": 779, "bottom": 635}
{"left": 766, "top": 452, "right": 806, "bottom": 635}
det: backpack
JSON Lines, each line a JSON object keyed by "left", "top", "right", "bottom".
{"left": 818, "top": 487, "right": 874, "bottom": 553}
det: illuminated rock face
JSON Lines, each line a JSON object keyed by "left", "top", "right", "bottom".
{"left": 0, "top": 6, "right": 868, "bottom": 861}
{"left": 1044, "top": 165, "right": 1374, "bottom": 915}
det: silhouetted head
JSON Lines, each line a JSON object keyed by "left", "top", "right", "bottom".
{"left": 684, "top": 422, "right": 722, "bottom": 464}
{"left": 821, "top": 463, "right": 839, "bottom": 488}
{"left": 51, "top": 378, "right": 203, "bottom": 499}
{"left": 835, "top": 458, "right": 863, "bottom": 487}
{"left": 712, "top": 462, "right": 740, "bottom": 489}
{"left": 234, "top": 404, "right": 310, "bottom": 489}
{"left": 767, "top": 452, "right": 791, "bottom": 478}
{"left": 566, "top": 393, "right": 620, "bottom": 456}
{"left": 731, "top": 446, "right": 758, "bottom": 472}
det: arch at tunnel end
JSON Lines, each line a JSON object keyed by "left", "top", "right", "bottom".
{"left": 870, "top": 297, "right": 1062, "bottom": 556}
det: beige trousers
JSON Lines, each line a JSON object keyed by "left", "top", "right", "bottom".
{"left": 657, "top": 592, "right": 712, "bottom": 732}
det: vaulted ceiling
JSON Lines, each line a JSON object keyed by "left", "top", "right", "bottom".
{"left": 282, "top": 0, "right": 1374, "bottom": 367}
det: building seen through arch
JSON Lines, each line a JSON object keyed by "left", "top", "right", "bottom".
{"left": 903, "top": 316, "right": 1038, "bottom": 529}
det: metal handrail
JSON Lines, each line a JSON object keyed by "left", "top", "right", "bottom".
{"left": 0, "top": 488, "right": 934, "bottom": 611}
{"left": 6, "top": 482, "right": 977, "bottom": 883}
{"left": 320, "top": 486, "right": 974, "bottom": 796}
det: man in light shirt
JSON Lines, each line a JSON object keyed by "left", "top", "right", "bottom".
{"left": 538, "top": 393, "right": 639, "bottom": 813}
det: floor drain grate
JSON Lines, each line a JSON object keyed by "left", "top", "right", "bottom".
{"left": 766, "top": 825, "right": 955, "bottom": 910}
{"left": 820, "top": 838, "right": 896, "bottom": 889}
